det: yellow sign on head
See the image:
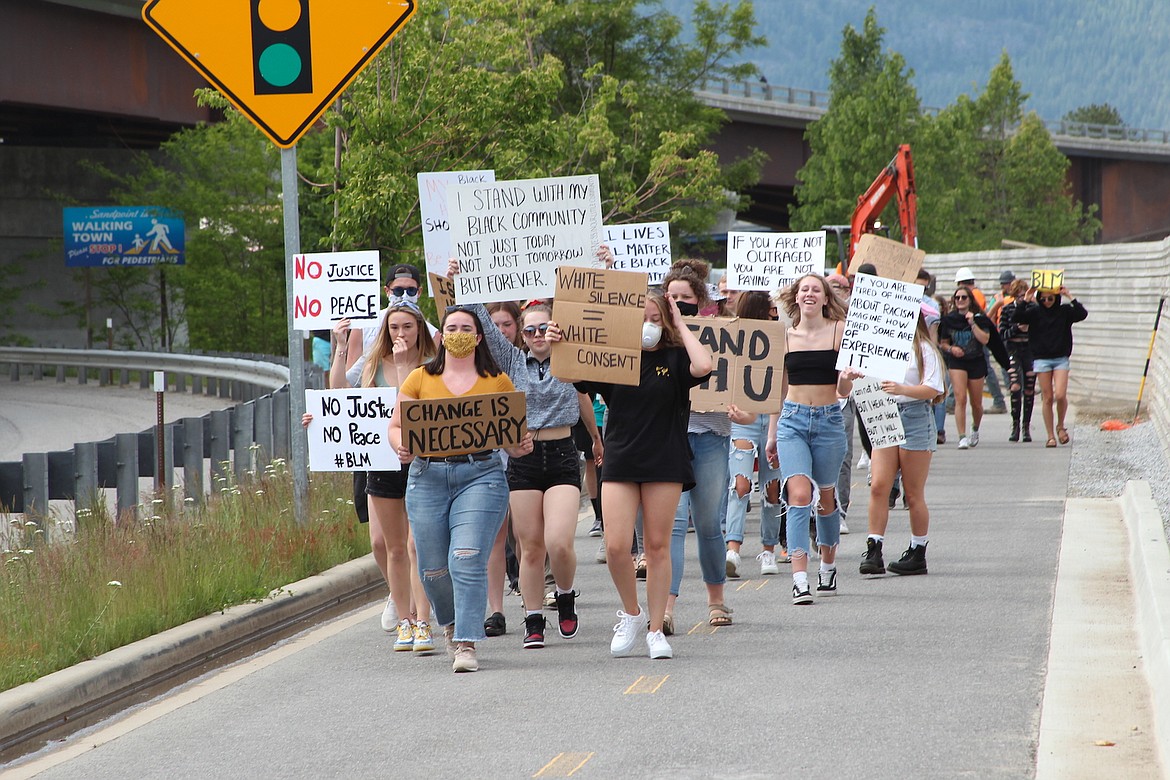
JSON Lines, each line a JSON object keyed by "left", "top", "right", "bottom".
{"left": 142, "top": 0, "right": 416, "bottom": 148}
{"left": 1031, "top": 269, "right": 1065, "bottom": 293}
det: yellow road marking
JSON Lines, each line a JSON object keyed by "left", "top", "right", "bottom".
{"left": 623, "top": 674, "right": 669, "bottom": 694}
{"left": 735, "top": 579, "right": 754, "bottom": 591}
{"left": 534, "top": 752, "right": 595, "bottom": 777}
{"left": 756, "top": 579, "right": 770, "bottom": 590}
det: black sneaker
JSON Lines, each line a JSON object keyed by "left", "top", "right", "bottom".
{"left": 816, "top": 568, "right": 837, "bottom": 596}
{"left": 888, "top": 543, "right": 928, "bottom": 575}
{"left": 588, "top": 518, "right": 603, "bottom": 537}
{"left": 484, "top": 611, "right": 506, "bottom": 637}
{"left": 523, "top": 614, "right": 546, "bottom": 648}
{"left": 792, "top": 581, "right": 814, "bottom": 605}
{"left": 555, "top": 590, "right": 579, "bottom": 639}
{"left": 859, "top": 538, "right": 886, "bottom": 575}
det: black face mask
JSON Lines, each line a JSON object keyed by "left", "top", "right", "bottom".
{"left": 675, "top": 301, "right": 699, "bottom": 316}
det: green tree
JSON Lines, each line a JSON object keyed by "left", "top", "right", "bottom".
{"left": 1063, "top": 103, "right": 1125, "bottom": 126}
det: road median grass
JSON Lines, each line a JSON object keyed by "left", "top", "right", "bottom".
{"left": 0, "top": 459, "right": 369, "bottom": 693}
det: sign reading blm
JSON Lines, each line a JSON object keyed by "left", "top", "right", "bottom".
{"left": 305, "top": 388, "right": 400, "bottom": 471}
{"left": 63, "top": 206, "right": 185, "bottom": 267}
{"left": 448, "top": 175, "right": 603, "bottom": 304}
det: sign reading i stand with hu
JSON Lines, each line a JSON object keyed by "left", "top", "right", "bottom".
{"left": 142, "top": 0, "right": 417, "bottom": 148}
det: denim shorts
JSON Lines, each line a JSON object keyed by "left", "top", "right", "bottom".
{"left": 366, "top": 469, "right": 408, "bottom": 499}
{"left": 1032, "top": 355, "right": 1071, "bottom": 372}
{"left": 897, "top": 400, "right": 937, "bottom": 452}
{"left": 775, "top": 401, "right": 848, "bottom": 493}
{"left": 506, "top": 437, "right": 581, "bottom": 492}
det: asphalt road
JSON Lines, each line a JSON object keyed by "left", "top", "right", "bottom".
{"left": 3, "top": 407, "right": 1087, "bottom": 779}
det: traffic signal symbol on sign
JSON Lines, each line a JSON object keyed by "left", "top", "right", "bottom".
{"left": 251, "top": 0, "right": 313, "bottom": 95}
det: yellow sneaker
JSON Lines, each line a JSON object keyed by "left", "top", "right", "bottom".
{"left": 393, "top": 618, "right": 414, "bottom": 651}
{"left": 412, "top": 620, "right": 435, "bottom": 653}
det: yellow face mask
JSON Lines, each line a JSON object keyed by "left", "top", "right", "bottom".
{"left": 443, "top": 331, "right": 478, "bottom": 358}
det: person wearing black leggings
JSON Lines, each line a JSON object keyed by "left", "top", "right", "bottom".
{"left": 998, "top": 279, "right": 1036, "bottom": 442}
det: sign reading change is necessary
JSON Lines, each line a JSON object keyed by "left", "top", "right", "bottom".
{"left": 837, "top": 273, "right": 925, "bottom": 382}
{"left": 550, "top": 266, "right": 647, "bottom": 386}
{"left": 292, "top": 250, "right": 381, "bottom": 330}
{"left": 685, "top": 317, "right": 786, "bottom": 413}
{"left": 402, "top": 391, "right": 528, "bottom": 457}
{"left": 851, "top": 376, "right": 906, "bottom": 449}
{"left": 603, "top": 222, "right": 672, "bottom": 284}
{"left": 725, "top": 230, "right": 825, "bottom": 291}
{"left": 448, "top": 174, "right": 603, "bottom": 304}
{"left": 305, "top": 388, "right": 400, "bottom": 471}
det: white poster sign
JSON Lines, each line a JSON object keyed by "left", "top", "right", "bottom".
{"left": 725, "top": 230, "right": 825, "bottom": 291}
{"left": 851, "top": 376, "right": 905, "bottom": 449}
{"left": 602, "top": 222, "right": 672, "bottom": 283}
{"left": 837, "top": 273, "right": 925, "bottom": 382}
{"left": 417, "top": 170, "right": 495, "bottom": 278}
{"left": 448, "top": 174, "right": 603, "bottom": 304}
{"left": 305, "top": 388, "right": 400, "bottom": 471}
{"left": 292, "top": 250, "right": 381, "bottom": 330}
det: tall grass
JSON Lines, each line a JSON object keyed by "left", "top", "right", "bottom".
{"left": 0, "top": 459, "right": 370, "bottom": 692}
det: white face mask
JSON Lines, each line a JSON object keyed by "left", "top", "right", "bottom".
{"left": 641, "top": 321, "right": 663, "bottom": 349}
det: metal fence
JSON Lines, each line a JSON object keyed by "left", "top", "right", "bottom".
{"left": 0, "top": 348, "right": 323, "bottom": 521}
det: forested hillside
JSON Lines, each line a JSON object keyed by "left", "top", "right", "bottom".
{"left": 661, "top": 0, "right": 1170, "bottom": 129}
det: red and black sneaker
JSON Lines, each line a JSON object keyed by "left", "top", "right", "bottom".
{"left": 555, "top": 590, "right": 579, "bottom": 639}
{"left": 523, "top": 614, "right": 546, "bottom": 649}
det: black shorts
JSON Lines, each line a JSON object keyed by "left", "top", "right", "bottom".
{"left": 572, "top": 419, "right": 595, "bottom": 458}
{"left": 944, "top": 353, "right": 988, "bottom": 380}
{"left": 366, "top": 469, "right": 408, "bottom": 499}
{"left": 506, "top": 437, "right": 581, "bottom": 492}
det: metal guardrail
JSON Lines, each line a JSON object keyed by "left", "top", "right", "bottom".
{"left": 0, "top": 349, "right": 322, "bottom": 519}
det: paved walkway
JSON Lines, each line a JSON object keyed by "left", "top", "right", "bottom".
{"left": 3, "top": 410, "right": 1164, "bottom": 779}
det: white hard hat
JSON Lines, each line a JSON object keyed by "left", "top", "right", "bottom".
{"left": 954, "top": 267, "right": 976, "bottom": 284}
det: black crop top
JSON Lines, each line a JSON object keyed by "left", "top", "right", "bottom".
{"left": 785, "top": 349, "right": 839, "bottom": 385}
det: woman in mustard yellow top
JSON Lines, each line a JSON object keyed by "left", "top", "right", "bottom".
{"left": 389, "top": 305, "right": 533, "bottom": 673}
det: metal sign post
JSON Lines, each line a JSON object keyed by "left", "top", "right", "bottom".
{"left": 282, "top": 147, "right": 309, "bottom": 525}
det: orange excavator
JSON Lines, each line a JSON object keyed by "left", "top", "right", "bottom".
{"left": 823, "top": 144, "right": 918, "bottom": 269}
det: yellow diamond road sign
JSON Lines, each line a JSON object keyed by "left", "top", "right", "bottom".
{"left": 143, "top": 0, "right": 416, "bottom": 148}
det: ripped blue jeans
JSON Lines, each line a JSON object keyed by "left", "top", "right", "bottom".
{"left": 775, "top": 401, "right": 848, "bottom": 558}
{"left": 406, "top": 454, "right": 509, "bottom": 642}
{"left": 726, "top": 417, "right": 783, "bottom": 548}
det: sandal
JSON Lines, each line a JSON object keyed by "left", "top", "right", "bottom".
{"left": 662, "top": 613, "right": 674, "bottom": 637}
{"left": 708, "top": 603, "right": 734, "bottom": 627}
{"left": 1057, "top": 427, "right": 1070, "bottom": 445}
{"left": 1046, "top": 438, "right": 1057, "bottom": 448}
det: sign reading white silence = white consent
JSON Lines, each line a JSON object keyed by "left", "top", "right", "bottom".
{"left": 448, "top": 174, "right": 602, "bottom": 304}
{"left": 851, "top": 376, "right": 905, "bottom": 449}
{"left": 292, "top": 250, "right": 382, "bottom": 331}
{"left": 305, "top": 388, "right": 400, "bottom": 471}
{"left": 602, "top": 222, "right": 671, "bottom": 284}
{"left": 725, "top": 230, "right": 825, "bottom": 292}
{"left": 417, "top": 170, "right": 495, "bottom": 279}
{"left": 836, "top": 273, "right": 925, "bottom": 383}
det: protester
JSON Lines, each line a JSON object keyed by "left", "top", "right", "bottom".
{"left": 388, "top": 306, "right": 534, "bottom": 673}
{"left": 765, "top": 275, "right": 859, "bottom": 605}
{"left": 938, "top": 285, "right": 992, "bottom": 449}
{"left": 998, "top": 279, "right": 1036, "bottom": 442}
{"left": 1013, "top": 284, "right": 1088, "bottom": 447}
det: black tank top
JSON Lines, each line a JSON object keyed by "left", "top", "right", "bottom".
{"left": 785, "top": 349, "right": 839, "bottom": 385}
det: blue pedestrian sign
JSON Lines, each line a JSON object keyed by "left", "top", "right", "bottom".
{"left": 63, "top": 206, "right": 185, "bottom": 267}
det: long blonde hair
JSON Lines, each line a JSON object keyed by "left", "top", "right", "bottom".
{"left": 779, "top": 274, "right": 848, "bottom": 327}
{"left": 913, "top": 312, "right": 945, "bottom": 403}
{"left": 361, "top": 302, "right": 436, "bottom": 387}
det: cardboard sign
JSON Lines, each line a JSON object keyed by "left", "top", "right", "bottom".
{"left": 847, "top": 234, "right": 925, "bottom": 282}
{"left": 305, "top": 388, "right": 400, "bottom": 471}
{"left": 603, "top": 222, "right": 672, "bottom": 284}
{"left": 550, "top": 266, "right": 647, "bottom": 386}
{"left": 292, "top": 250, "right": 381, "bottom": 330}
{"left": 837, "top": 273, "right": 925, "bottom": 383}
{"left": 417, "top": 170, "right": 495, "bottom": 278}
{"left": 428, "top": 271, "right": 455, "bottom": 315}
{"left": 851, "top": 377, "right": 906, "bottom": 449}
{"left": 1031, "top": 269, "right": 1064, "bottom": 293}
{"left": 401, "top": 391, "right": 528, "bottom": 457}
{"left": 725, "top": 230, "right": 825, "bottom": 291}
{"left": 448, "top": 174, "right": 603, "bottom": 304}
{"left": 685, "top": 317, "right": 786, "bottom": 413}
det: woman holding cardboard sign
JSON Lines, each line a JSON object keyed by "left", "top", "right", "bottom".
{"left": 388, "top": 306, "right": 534, "bottom": 673}
{"left": 1012, "top": 283, "right": 1087, "bottom": 447}
{"left": 546, "top": 292, "right": 712, "bottom": 660}
{"left": 937, "top": 285, "right": 992, "bottom": 450}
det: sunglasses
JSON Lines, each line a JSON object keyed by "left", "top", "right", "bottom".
{"left": 389, "top": 286, "right": 419, "bottom": 297}
{"left": 522, "top": 323, "right": 552, "bottom": 335}
{"left": 1040, "top": 295, "right": 1057, "bottom": 302}
{"left": 953, "top": 294, "right": 969, "bottom": 300}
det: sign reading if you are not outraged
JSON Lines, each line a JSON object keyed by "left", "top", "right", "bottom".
{"left": 292, "top": 250, "right": 381, "bottom": 330}
{"left": 550, "top": 266, "right": 647, "bottom": 386}
{"left": 725, "top": 230, "right": 825, "bottom": 292}
{"left": 402, "top": 391, "right": 528, "bottom": 457}
{"left": 837, "top": 273, "right": 924, "bottom": 383}
{"left": 685, "top": 317, "right": 786, "bottom": 413}
{"left": 305, "top": 388, "right": 400, "bottom": 471}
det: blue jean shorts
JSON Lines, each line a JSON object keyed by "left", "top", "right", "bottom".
{"left": 1032, "top": 356, "right": 1071, "bottom": 372}
{"left": 897, "top": 400, "right": 937, "bottom": 452}
{"left": 775, "top": 401, "right": 848, "bottom": 494}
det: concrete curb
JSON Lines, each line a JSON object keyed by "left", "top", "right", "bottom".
{"left": 0, "top": 555, "right": 382, "bottom": 758}
{"left": 1122, "top": 480, "right": 1170, "bottom": 775}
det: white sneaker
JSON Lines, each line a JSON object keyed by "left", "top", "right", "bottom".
{"left": 757, "top": 549, "right": 779, "bottom": 576}
{"left": 380, "top": 596, "right": 396, "bottom": 632}
{"left": 646, "top": 629, "right": 673, "bottom": 659}
{"left": 968, "top": 430, "right": 980, "bottom": 447}
{"left": 840, "top": 515, "right": 850, "bottom": 534}
{"left": 596, "top": 540, "right": 607, "bottom": 564}
{"left": 725, "top": 549, "right": 742, "bottom": 579}
{"left": 856, "top": 453, "right": 869, "bottom": 469}
{"left": 957, "top": 436, "right": 970, "bottom": 450}
{"left": 611, "top": 608, "right": 645, "bottom": 657}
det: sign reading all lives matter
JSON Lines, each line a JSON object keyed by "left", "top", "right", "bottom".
{"left": 305, "top": 389, "right": 400, "bottom": 471}
{"left": 603, "top": 222, "right": 671, "bottom": 284}
{"left": 685, "top": 317, "right": 786, "bottom": 413}
{"left": 292, "top": 250, "right": 381, "bottom": 330}
{"left": 551, "top": 266, "right": 647, "bottom": 386}
{"left": 725, "top": 230, "right": 825, "bottom": 291}
{"left": 402, "top": 391, "right": 528, "bottom": 457}
{"left": 847, "top": 233, "right": 925, "bottom": 282}
{"left": 837, "top": 273, "right": 925, "bottom": 383}
{"left": 417, "top": 170, "right": 495, "bottom": 278}
{"left": 448, "top": 174, "right": 603, "bottom": 304}
{"left": 851, "top": 376, "right": 905, "bottom": 449}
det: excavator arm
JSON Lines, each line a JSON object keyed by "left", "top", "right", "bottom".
{"left": 848, "top": 143, "right": 918, "bottom": 261}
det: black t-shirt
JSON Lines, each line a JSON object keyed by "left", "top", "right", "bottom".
{"left": 576, "top": 346, "right": 709, "bottom": 491}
